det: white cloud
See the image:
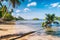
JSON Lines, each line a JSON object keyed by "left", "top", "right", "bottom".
{"left": 16, "top": 10, "right": 21, "bottom": 13}
{"left": 51, "top": 3, "right": 59, "bottom": 7}
{"left": 27, "top": 2, "right": 37, "bottom": 7}
{"left": 24, "top": 8, "right": 30, "bottom": 12}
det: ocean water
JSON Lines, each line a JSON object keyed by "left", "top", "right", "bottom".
{"left": 16, "top": 20, "right": 44, "bottom": 30}
{"left": 16, "top": 20, "right": 60, "bottom": 37}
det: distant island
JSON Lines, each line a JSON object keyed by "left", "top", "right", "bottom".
{"left": 33, "top": 18, "right": 39, "bottom": 20}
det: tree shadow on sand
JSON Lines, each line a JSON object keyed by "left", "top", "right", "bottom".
{"left": 0, "top": 31, "right": 36, "bottom": 40}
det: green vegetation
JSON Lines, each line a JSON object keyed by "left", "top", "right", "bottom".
{"left": 42, "top": 14, "right": 60, "bottom": 34}
{"left": 55, "top": 17, "right": 60, "bottom": 21}
{"left": 0, "top": 11, "right": 2, "bottom": 18}
{"left": 0, "top": 5, "right": 14, "bottom": 21}
{"left": 33, "top": 18, "right": 39, "bottom": 20}
{"left": 42, "top": 14, "right": 55, "bottom": 28}
{"left": 42, "top": 14, "right": 59, "bottom": 33}
{"left": 0, "top": 0, "right": 24, "bottom": 8}
{"left": 0, "top": 0, "right": 24, "bottom": 22}
{"left": 3, "top": 13, "right": 14, "bottom": 21}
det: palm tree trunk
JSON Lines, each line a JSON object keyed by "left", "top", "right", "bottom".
{"left": 0, "top": 12, "right": 7, "bottom": 23}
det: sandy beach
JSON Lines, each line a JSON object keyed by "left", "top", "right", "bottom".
{"left": 0, "top": 25, "right": 35, "bottom": 36}
{"left": 16, "top": 34, "right": 60, "bottom": 40}
{"left": 0, "top": 25, "right": 60, "bottom": 40}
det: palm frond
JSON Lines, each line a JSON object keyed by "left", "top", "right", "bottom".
{"left": 0, "top": 0, "right": 24, "bottom": 8}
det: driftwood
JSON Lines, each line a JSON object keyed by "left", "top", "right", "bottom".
{"left": 10, "top": 31, "right": 36, "bottom": 40}
{"left": 0, "top": 31, "right": 36, "bottom": 40}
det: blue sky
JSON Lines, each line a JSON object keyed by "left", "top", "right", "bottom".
{"left": 2, "top": 0, "right": 60, "bottom": 19}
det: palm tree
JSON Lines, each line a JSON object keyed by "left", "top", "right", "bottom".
{"left": 0, "top": 0, "right": 24, "bottom": 22}
{"left": 42, "top": 14, "right": 56, "bottom": 34}
{"left": 0, "top": 0, "right": 24, "bottom": 31}
{"left": 0, "top": 5, "right": 8, "bottom": 22}
{"left": 0, "top": 0, "right": 24, "bottom": 8}
{"left": 42, "top": 14, "right": 55, "bottom": 28}
{"left": 45, "top": 14, "right": 55, "bottom": 27}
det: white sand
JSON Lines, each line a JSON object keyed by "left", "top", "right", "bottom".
{"left": 16, "top": 34, "right": 60, "bottom": 40}
{"left": 0, "top": 25, "right": 35, "bottom": 36}
{"left": 0, "top": 25, "right": 60, "bottom": 40}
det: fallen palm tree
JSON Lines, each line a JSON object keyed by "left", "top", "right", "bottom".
{"left": 0, "top": 31, "right": 36, "bottom": 40}
{"left": 10, "top": 31, "right": 36, "bottom": 40}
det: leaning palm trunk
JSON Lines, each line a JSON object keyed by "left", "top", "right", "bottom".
{"left": 1, "top": 11, "right": 7, "bottom": 19}
{"left": 0, "top": 11, "right": 7, "bottom": 23}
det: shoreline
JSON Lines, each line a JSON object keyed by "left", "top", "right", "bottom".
{"left": 0, "top": 25, "right": 60, "bottom": 40}
{"left": 0, "top": 25, "right": 35, "bottom": 36}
